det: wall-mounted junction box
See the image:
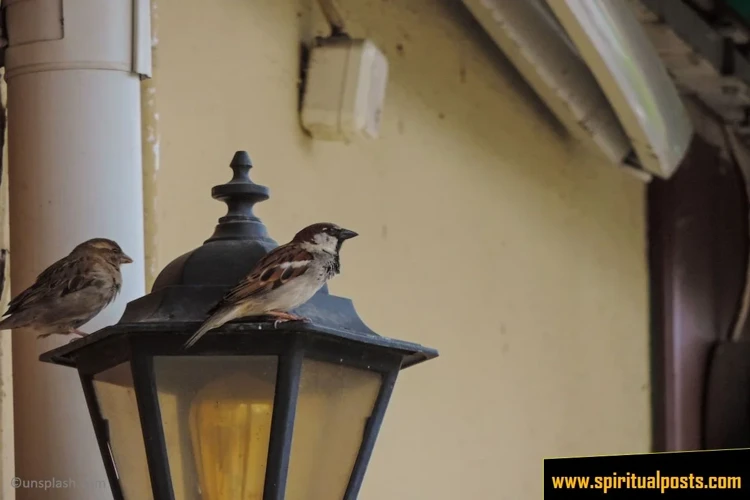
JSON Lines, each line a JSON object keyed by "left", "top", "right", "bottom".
{"left": 301, "top": 38, "right": 389, "bottom": 142}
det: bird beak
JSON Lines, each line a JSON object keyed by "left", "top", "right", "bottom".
{"left": 338, "top": 229, "right": 358, "bottom": 240}
{"left": 120, "top": 253, "right": 134, "bottom": 264}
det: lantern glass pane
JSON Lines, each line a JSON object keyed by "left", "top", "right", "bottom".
{"left": 285, "top": 359, "right": 382, "bottom": 500}
{"left": 93, "top": 362, "right": 153, "bottom": 500}
{"left": 153, "top": 355, "right": 278, "bottom": 500}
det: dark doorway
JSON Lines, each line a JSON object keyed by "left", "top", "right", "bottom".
{"left": 648, "top": 134, "right": 749, "bottom": 451}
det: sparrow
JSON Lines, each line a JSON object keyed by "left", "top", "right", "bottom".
{"left": 183, "top": 222, "right": 358, "bottom": 349}
{"left": 0, "top": 238, "right": 133, "bottom": 339}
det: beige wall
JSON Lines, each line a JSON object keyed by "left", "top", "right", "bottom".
{"left": 154, "top": 0, "right": 650, "bottom": 498}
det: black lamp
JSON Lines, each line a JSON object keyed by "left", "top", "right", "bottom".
{"left": 39, "top": 151, "right": 439, "bottom": 500}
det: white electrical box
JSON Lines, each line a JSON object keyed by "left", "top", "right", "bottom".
{"left": 301, "top": 38, "right": 389, "bottom": 141}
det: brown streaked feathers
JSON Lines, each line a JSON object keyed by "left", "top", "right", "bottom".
{"left": 0, "top": 238, "right": 132, "bottom": 339}
{"left": 206, "top": 244, "right": 313, "bottom": 317}
{"left": 182, "top": 222, "right": 358, "bottom": 349}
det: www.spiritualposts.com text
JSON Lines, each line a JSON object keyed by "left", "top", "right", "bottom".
{"left": 551, "top": 471, "right": 741, "bottom": 494}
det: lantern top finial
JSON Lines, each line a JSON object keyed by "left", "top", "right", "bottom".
{"left": 206, "top": 150, "right": 271, "bottom": 242}
{"left": 148, "top": 151, "right": 277, "bottom": 293}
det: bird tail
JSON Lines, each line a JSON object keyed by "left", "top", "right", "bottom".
{"left": 0, "top": 313, "right": 27, "bottom": 331}
{"left": 183, "top": 309, "right": 235, "bottom": 350}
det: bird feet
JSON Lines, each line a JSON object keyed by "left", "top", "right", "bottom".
{"left": 266, "top": 311, "right": 311, "bottom": 329}
{"left": 67, "top": 330, "right": 88, "bottom": 343}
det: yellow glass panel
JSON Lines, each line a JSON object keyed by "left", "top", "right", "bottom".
{"left": 93, "top": 363, "right": 153, "bottom": 500}
{"left": 154, "top": 356, "right": 277, "bottom": 500}
{"left": 285, "top": 359, "right": 382, "bottom": 500}
{"left": 189, "top": 373, "right": 273, "bottom": 499}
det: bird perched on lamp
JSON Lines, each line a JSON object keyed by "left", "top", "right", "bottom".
{"left": 183, "top": 222, "right": 358, "bottom": 349}
{"left": 0, "top": 238, "right": 133, "bottom": 339}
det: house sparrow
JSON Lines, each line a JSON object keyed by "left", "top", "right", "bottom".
{"left": 183, "top": 222, "right": 358, "bottom": 349}
{"left": 0, "top": 238, "right": 133, "bottom": 339}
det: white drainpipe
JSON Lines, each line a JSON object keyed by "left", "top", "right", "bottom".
{"left": 2, "top": 1, "right": 151, "bottom": 498}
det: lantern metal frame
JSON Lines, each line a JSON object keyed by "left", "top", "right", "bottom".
{"left": 39, "top": 151, "right": 439, "bottom": 500}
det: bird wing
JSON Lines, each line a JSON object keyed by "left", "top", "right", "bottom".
{"left": 3, "top": 254, "right": 101, "bottom": 316}
{"left": 207, "top": 244, "right": 313, "bottom": 315}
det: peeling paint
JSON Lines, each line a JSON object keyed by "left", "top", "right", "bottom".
{"left": 141, "top": 0, "right": 161, "bottom": 291}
